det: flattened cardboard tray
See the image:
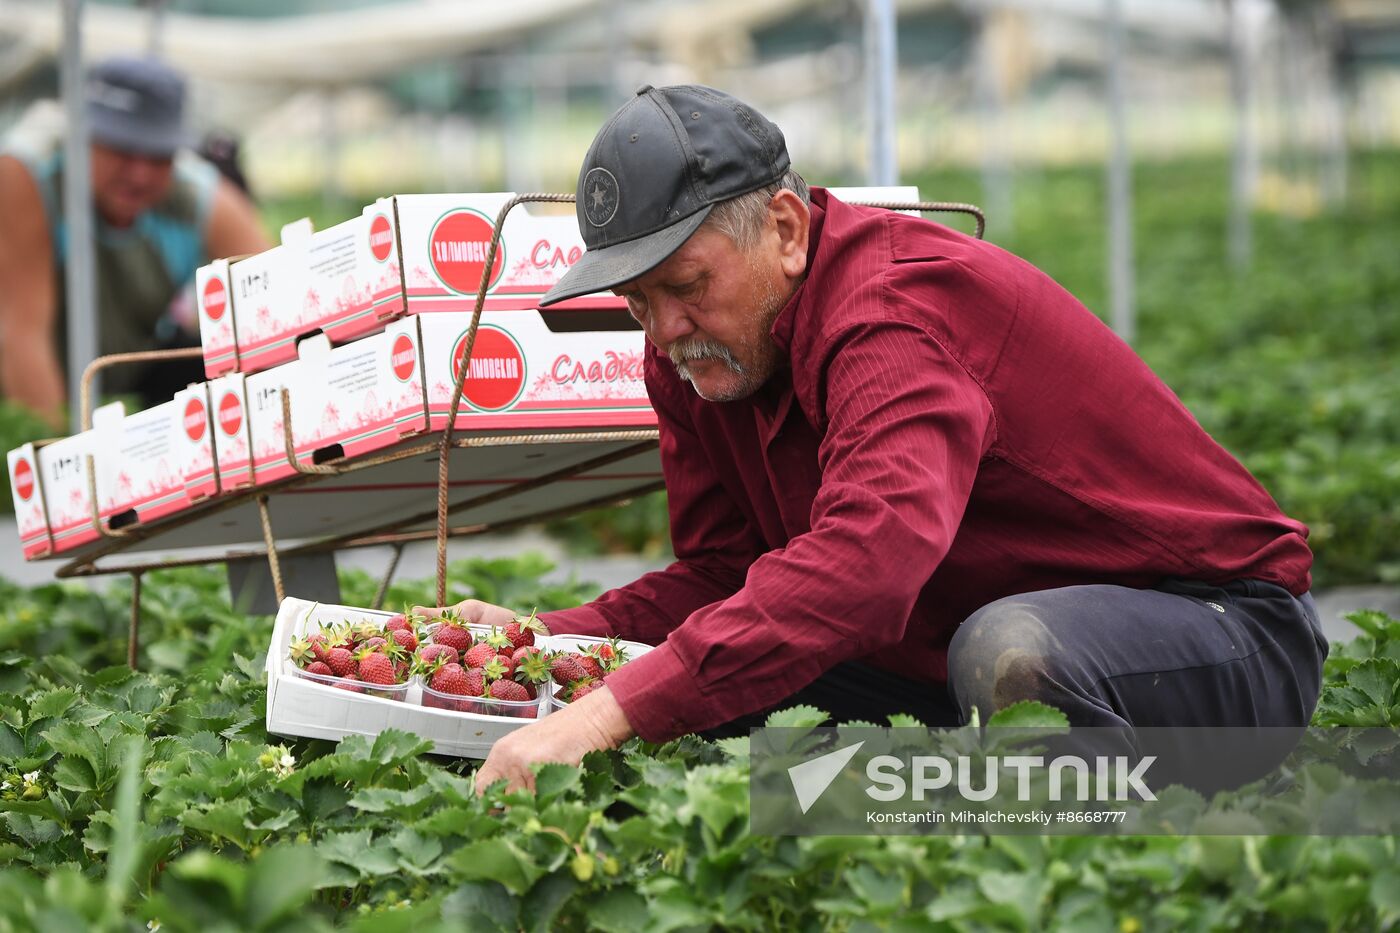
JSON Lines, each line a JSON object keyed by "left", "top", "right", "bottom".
{"left": 39, "top": 428, "right": 660, "bottom": 565}
{"left": 265, "top": 597, "right": 653, "bottom": 759}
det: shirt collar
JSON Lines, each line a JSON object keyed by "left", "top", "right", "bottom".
{"left": 768, "top": 188, "right": 829, "bottom": 356}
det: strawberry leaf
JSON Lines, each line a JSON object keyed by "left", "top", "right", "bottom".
{"left": 763, "top": 705, "right": 829, "bottom": 729}
{"left": 243, "top": 844, "right": 329, "bottom": 928}
{"left": 448, "top": 837, "right": 544, "bottom": 894}
{"left": 986, "top": 700, "right": 1070, "bottom": 729}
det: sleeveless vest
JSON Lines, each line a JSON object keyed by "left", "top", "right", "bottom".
{"left": 13, "top": 143, "right": 216, "bottom": 397}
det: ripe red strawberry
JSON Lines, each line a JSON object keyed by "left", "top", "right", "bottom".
{"left": 356, "top": 650, "right": 399, "bottom": 686}
{"left": 417, "top": 644, "right": 457, "bottom": 667}
{"left": 512, "top": 644, "right": 543, "bottom": 665}
{"left": 462, "top": 642, "right": 498, "bottom": 669}
{"left": 312, "top": 628, "right": 350, "bottom": 665}
{"left": 361, "top": 636, "right": 388, "bottom": 652}
{"left": 587, "top": 637, "right": 630, "bottom": 672}
{"left": 503, "top": 610, "right": 547, "bottom": 650}
{"left": 430, "top": 662, "right": 484, "bottom": 697}
{"left": 324, "top": 647, "right": 356, "bottom": 678}
{"left": 568, "top": 678, "right": 604, "bottom": 702}
{"left": 384, "top": 613, "right": 410, "bottom": 633}
{"left": 550, "top": 654, "right": 590, "bottom": 686}
{"left": 433, "top": 623, "right": 473, "bottom": 654}
{"left": 495, "top": 652, "right": 517, "bottom": 676}
{"left": 304, "top": 661, "right": 333, "bottom": 677}
{"left": 489, "top": 678, "right": 531, "bottom": 702}
{"left": 310, "top": 638, "right": 334, "bottom": 665}
{"left": 572, "top": 653, "right": 605, "bottom": 680}
{"left": 389, "top": 628, "right": 417, "bottom": 654}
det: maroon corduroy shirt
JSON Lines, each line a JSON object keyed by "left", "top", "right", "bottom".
{"left": 542, "top": 188, "right": 1312, "bottom": 742}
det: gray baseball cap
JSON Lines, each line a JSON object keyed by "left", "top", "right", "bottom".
{"left": 86, "top": 56, "right": 188, "bottom": 158}
{"left": 539, "top": 84, "right": 790, "bottom": 306}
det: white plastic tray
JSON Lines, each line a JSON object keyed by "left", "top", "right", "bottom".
{"left": 264, "top": 596, "right": 652, "bottom": 758}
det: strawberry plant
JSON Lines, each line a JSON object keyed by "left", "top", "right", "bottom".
{"left": 0, "top": 558, "right": 1396, "bottom": 930}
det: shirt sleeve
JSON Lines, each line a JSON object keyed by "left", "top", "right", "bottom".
{"left": 540, "top": 346, "right": 766, "bottom": 646}
{"left": 604, "top": 313, "right": 996, "bottom": 741}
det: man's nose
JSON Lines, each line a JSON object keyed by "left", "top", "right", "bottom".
{"left": 649, "top": 296, "right": 695, "bottom": 347}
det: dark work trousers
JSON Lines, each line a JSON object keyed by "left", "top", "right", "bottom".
{"left": 713, "top": 578, "right": 1329, "bottom": 791}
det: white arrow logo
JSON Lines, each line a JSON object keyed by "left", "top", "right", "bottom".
{"left": 787, "top": 741, "right": 865, "bottom": 814}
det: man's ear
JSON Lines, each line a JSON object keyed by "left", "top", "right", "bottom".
{"left": 769, "top": 189, "right": 810, "bottom": 281}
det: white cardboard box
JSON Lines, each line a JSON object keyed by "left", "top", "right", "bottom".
{"left": 828, "top": 185, "right": 922, "bottom": 210}
{"left": 92, "top": 399, "right": 188, "bottom": 531}
{"left": 8, "top": 392, "right": 224, "bottom": 559}
{"left": 32, "top": 430, "right": 99, "bottom": 555}
{"left": 387, "top": 309, "right": 653, "bottom": 436}
{"left": 173, "top": 382, "right": 220, "bottom": 503}
{"left": 8, "top": 444, "right": 53, "bottom": 559}
{"left": 196, "top": 259, "right": 238, "bottom": 378}
{"left": 232, "top": 215, "right": 409, "bottom": 376}
{"left": 387, "top": 193, "right": 621, "bottom": 315}
{"left": 209, "top": 372, "right": 258, "bottom": 492}
{"left": 221, "top": 222, "right": 313, "bottom": 376}
{"left": 265, "top": 597, "right": 653, "bottom": 759}
{"left": 224, "top": 307, "right": 654, "bottom": 492}
{"left": 195, "top": 193, "right": 627, "bottom": 380}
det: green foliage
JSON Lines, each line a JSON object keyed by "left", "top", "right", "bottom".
{"left": 545, "top": 490, "right": 672, "bottom": 559}
{"left": 338, "top": 552, "right": 601, "bottom": 620}
{"left": 0, "top": 559, "right": 1396, "bottom": 928}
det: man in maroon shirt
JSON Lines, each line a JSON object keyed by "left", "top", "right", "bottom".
{"left": 431, "top": 85, "right": 1327, "bottom": 793}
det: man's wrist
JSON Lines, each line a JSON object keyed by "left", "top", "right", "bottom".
{"left": 568, "top": 685, "right": 635, "bottom": 749}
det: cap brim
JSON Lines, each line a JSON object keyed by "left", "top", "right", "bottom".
{"left": 539, "top": 204, "right": 713, "bottom": 307}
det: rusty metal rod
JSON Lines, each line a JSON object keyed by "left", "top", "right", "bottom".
{"left": 371, "top": 543, "right": 405, "bottom": 610}
{"left": 850, "top": 200, "right": 987, "bottom": 239}
{"left": 127, "top": 571, "right": 142, "bottom": 670}
{"left": 434, "top": 192, "right": 578, "bottom": 605}
{"left": 80, "top": 346, "right": 203, "bottom": 430}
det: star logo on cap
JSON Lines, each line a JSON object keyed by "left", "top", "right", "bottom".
{"left": 582, "top": 166, "right": 620, "bottom": 228}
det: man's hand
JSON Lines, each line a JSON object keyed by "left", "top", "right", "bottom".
{"left": 475, "top": 686, "right": 635, "bottom": 795}
{"left": 414, "top": 598, "right": 518, "bottom": 628}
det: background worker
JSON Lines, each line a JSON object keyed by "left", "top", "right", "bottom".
{"left": 0, "top": 55, "right": 270, "bottom": 427}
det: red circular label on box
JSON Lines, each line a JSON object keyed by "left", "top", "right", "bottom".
{"left": 391, "top": 334, "right": 416, "bottom": 382}
{"left": 203, "top": 276, "right": 227, "bottom": 322}
{"left": 218, "top": 392, "right": 243, "bottom": 436}
{"left": 184, "top": 396, "right": 207, "bottom": 442}
{"left": 13, "top": 457, "right": 34, "bottom": 501}
{"left": 369, "top": 213, "right": 394, "bottom": 262}
{"left": 428, "top": 209, "right": 504, "bottom": 295}
{"left": 451, "top": 326, "right": 526, "bottom": 411}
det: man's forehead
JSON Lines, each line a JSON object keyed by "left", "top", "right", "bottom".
{"left": 614, "top": 227, "right": 729, "bottom": 291}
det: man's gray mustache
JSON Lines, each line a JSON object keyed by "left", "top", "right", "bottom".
{"left": 669, "top": 339, "right": 744, "bottom": 375}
